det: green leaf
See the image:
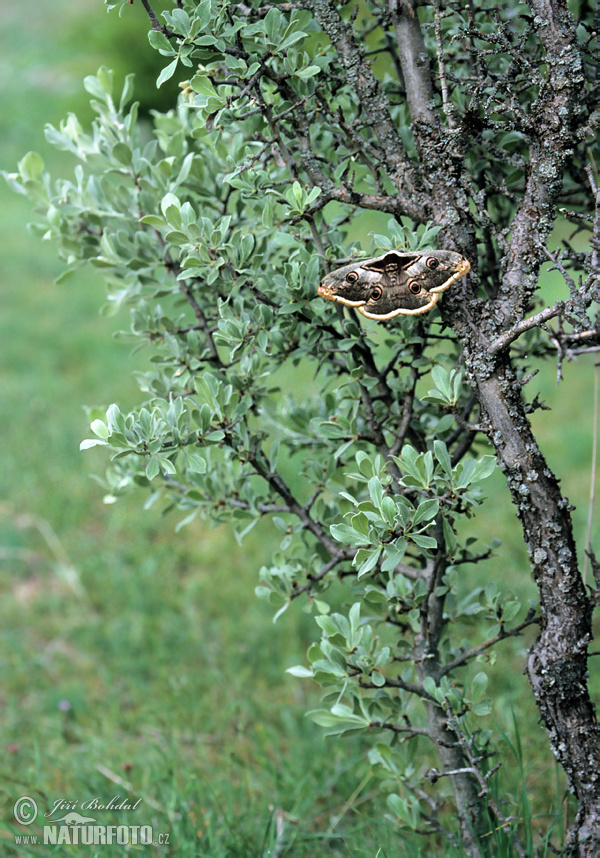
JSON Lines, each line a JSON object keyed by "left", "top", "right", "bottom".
{"left": 148, "top": 29, "right": 174, "bottom": 54}
{"left": 471, "top": 671, "right": 488, "bottom": 700}
{"left": 140, "top": 214, "right": 168, "bottom": 229}
{"left": 277, "top": 30, "right": 307, "bottom": 53}
{"left": 442, "top": 516, "right": 457, "bottom": 555}
{"left": 368, "top": 476, "right": 384, "bottom": 510}
{"left": 456, "top": 455, "right": 497, "bottom": 489}
{"left": 451, "top": 368, "right": 464, "bottom": 400}
{"left": 90, "top": 419, "right": 109, "bottom": 440}
{"left": 186, "top": 452, "right": 206, "bottom": 474}
{"left": 425, "top": 365, "right": 459, "bottom": 406}
{"left": 348, "top": 602, "right": 361, "bottom": 633}
{"left": 330, "top": 703, "right": 369, "bottom": 725}
{"left": 80, "top": 438, "right": 107, "bottom": 450}
{"left": 422, "top": 676, "right": 437, "bottom": 698}
{"left": 193, "top": 0, "right": 211, "bottom": 31}
{"left": 431, "top": 365, "right": 452, "bottom": 399}
{"left": 387, "top": 793, "right": 419, "bottom": 828}
{"left": 357, "top": 548, "right": 382, "bottom": 578}
{"left": 315, "top": 615, "right": 341, "bottom": 636}
{"left": 169, "top": 7, "right": 191, "bottom": 34}
{"left": 119, "top": 73, "right": 135, "bottom": 111}
{"left": 146, "top": 456, "right": 160, "bottom": 480}
{"left": 369, "top": 232, "right": 391, "bottom": 249}
{"left": 329, "top": 523, "right": 368, "bottom": 546}
{"left": 295, "top": 65, "right": 321, "bottom": 79}
{"left": 381, "top": 542, "right": 407, "bottom": 572}
{"left": 161, "top": 192, "right": 180, "bottom": 217}
{"left": 157, "top": 58, "right": 178, "bottom": 88}
{"left": 264, "top": 7, "right": 283, "bottom": 43}
{"left": 502, "top": 600, "right": 521, "bottom": 623}
{"left": 355, "top": 450, "right": 374, "bottom": 478}
{"left": 433, "top": 439, "right": 452, "bottom": 477}
{"left": 292, "top": 180, "right": 303, "bottom": 206}
{"left": 83, "top": 72, "right": 110, "bottom": 102}
{"left": 410, "top": 533, "right": 438, "bottom": 550}
{"left": 286, "top": 665, "right": 313, "bottom": 678}
{"left": 191, "top": 74, "right": 218, "bottom": 98}
{"left": 412, "top": 499, "right": 439, "bottom": 528}
{"left": 469, "top": 455, "right": 497, "bottom": 484}
{"left": 106, "top": 404, "right": 124, "bottom": 433}
{"left": 363, "top": 585, "right": 388, "bottom": 604}
{"left": 97, "top": 66, "right": 114, "bottom": 95}
{"left": 381, "top": 496, "right": 397, "bottom": 525}
{"left": 18, "top": 151, "right": 44, "bottom": 181}
{"left": 308, "top": 709, "right": 345, "bottom": 727}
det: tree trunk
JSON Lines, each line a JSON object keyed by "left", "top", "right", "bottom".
{"left": 470, "top": 361, "right": 600, "bottom": 855}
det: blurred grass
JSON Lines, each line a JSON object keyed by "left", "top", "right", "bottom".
{"left": 0, "top": 1, "right": 597, "bottom": 854}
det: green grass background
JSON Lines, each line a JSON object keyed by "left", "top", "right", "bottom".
{"left": 1, "top": 2, "right": 598, "bottom": 854}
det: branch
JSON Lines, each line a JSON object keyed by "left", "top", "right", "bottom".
{"left": 370, "top": 720, "right": 433, "bottom": 739}
{"left": 586, "top": 161, "right": 600, "bottom": 276}
{"left": 178, "top": 281, "right": 225, "bottom": 367}
{"left": 139, "top": 0, "right": 161, "bottom": 29}
{"left": 248, "top": 452, "right": 344, "bottom": 557}
{"left": 139, "top": 0, "right": 174, "bottom": 35}
{"left": 358, "top": 673, "right": 433, "bottom": 699}
{"left": 433, "top": 2, "right": 456, "bottom": 128}
{"left": 439, "top": 611, "right": 539, "bottom": 677}
{"left": 488, "top": 301, "right": 565, "bottom": 354}
{"left": 389, "top": 0, "right": 437, "bottom": 125}
{"left": 305, "top": 0, "right": 427, "bottom": 215}
{"left": 290, "top": 556, "right": 346, "bottom": 599}
{"left": 389, "top": 352, "right": 422, "bottom": 457}
{"left": 295, "top": 188, "right": 418, "bottom": 220}
{"left": 498, "top": 0, "right": 585, "bottom": 315}
{"left": 443, "top": 705, "right": 527, "bottom": 857}
{"left": 548, "top": 320, "right": 600, "bottom": 383}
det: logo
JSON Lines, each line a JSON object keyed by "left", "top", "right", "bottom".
{"left": 13, "top": 795, "right": 170, "bottom": 848}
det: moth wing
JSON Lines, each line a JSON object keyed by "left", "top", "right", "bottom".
{"left": 358, "top": 291, "right": 440, "bottom": 319}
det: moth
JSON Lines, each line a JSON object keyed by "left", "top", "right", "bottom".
{"left": 317, "top": 249, "right": 470, "bottom": 320}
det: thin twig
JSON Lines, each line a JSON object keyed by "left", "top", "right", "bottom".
{"left": 434, "top": 2, "right": 456, "bottom": 127}
{"left": 439, "top": 611, "right": 539, "bottom": 676}
{"left": 139, "top": 0, "right": 168, "bottom": 32}
{"left": 583, "top": 363, "right": 599, "bottom": 585}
